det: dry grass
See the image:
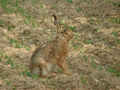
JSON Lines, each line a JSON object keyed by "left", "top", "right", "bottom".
{"left": 0, "top": 0, "right": 120, "bottom": 90}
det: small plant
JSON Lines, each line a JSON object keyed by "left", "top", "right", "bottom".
{"left": 84, "top": 39, "right": 93, "bottom": 44}
{"left": 0, "top": 19, "right": 5, "bottom": 27}
{"left": 112, "top": 32, "right": 118, "bottom": 37}
{"left": 97, "top": 65, "right": 103, "bottom": 71}
{"left": 69, "top": 26, "right": 76, "bottom": 31}
{"left": 91, "top": 60, "right": 97, "bottom": 69}
{"left": 0, "top": 58, "right": 2, "bottom": 62}
{"left": 9, "top": 38, "right": 23, "bottom": 48}
{"left": 94, "top": 28, "right": 99, "bottom": 32}
{"left": 76, "top": 7, "right": 82, "bottom": 12}
{"left": 80, "top": 75, "right": 87, "bottom": 84}
{"left": 5, "top": 80, "right": 11, "bottom": 86}
{"left": 90, "top": 56, "right": 97, "bottom": 69}
{"left": 110, "top": 17, "right": 120, "bottom": 24}
{"left": 6, "top": 58, "right": 15, "bottom": 68}
{"left": 106, "top": 66, "right": 120, "bottom": 77}
{"left": 116, "top": 39, "right": 120, "bottom": 44}
{"left": 13, "top": 87, "right": 17, "bottom": 90}
{"left": 66, "top": 0, "right": 73, "bottom": 3}
{"left": 112, "top": 2, "right": 120, "bottom": 7}
{"left": 0, "top": 0, "right": 15, "bottom": 13}
{"left": 83, "top": 55, "right": 88, "bottom": 62}
{"left": 73, "top": 44, "right": 79, "bottom": 49}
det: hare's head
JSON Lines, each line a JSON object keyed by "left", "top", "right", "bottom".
{"left": 52, "top": 14, "right": 74, "bottom": 41}
{"left": 62, "top": 29, "right": 73, "bottom": 41}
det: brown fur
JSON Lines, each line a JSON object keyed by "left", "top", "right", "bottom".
{"left": 30, "top": 15, "right": 73, "bottom": 77}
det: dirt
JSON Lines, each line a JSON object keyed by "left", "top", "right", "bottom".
{"left": 0, "top": 0, "right": 120, "bottom": 90}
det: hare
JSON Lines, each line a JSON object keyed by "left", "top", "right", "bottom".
{"left": 30, "top": 15, "right": 73, "bottom": 77}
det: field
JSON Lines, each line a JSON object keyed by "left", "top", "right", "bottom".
{"left": 0, "top": 0, "right": 120, "bottom": 90}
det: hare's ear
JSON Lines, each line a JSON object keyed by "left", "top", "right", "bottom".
{"left": 52, "top": 14, "right": 62, "bottom": 33}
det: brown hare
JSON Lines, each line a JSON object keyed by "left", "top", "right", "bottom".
{"left": 30, "top": 14, "right": 73, "bottom": 78}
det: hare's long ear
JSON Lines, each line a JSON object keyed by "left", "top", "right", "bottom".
{"left": 52, "top": 14, "right": 62, "bottom": 33}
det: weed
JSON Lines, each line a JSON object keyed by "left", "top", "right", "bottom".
{"left": 69, "top": 26, "right": 76, "bottom": 31}
{"left": 94, "top": 28, "right": 99, "bottom": 32}
{"left": 112, "top": 32, "right": 118, "bottom": 37}
{"left": 13, "top": 87, "right": 17, "bottom": 90}
{"left": 0, "top": 0, "right": 15, "bottom": 13}
{"left": 90, "top": 56, "right": 97, "bottom": 69}
{"left": 116, "top": 39, "right": 120, "bottom": 44}
{"left": 83, "top": 55, "right": 88, "bottom": 62}
{"left": 0, "top": 58, "right": 2, "bottom": 62}
{"left": 5, "top": 80, "right": 11, "bottom": 86}
{"left": 84, "top": 39, "right": 93, "bottom": 44}
{"left": 32, "top": 73, "right": 39, "bottom": 79}
{"left": 76, "top": 7, "right": 82, "bottom": 12}
{"left": 24, "top": 18, "right": 31, "bottom": 25}
{"left": 80, "top": 75, "right": 87, "bottom": 84}
{"left": 40, "top": 4, "right": 44, "bottom": 8}
{"left": 31, "top": 0, "right": 39, "bottom": 5}
{"left": 24, "top": 46, "right": 31, "bottom": 51}
{"left": 110, "top": 17, "right": 120, "bottom": 24}
{"left": 97, "top": 65, "right": 103, "bottom": 71}
{"left": 66, "top": 0, "right": 73, "bottom": 3}
{"left": 73, "top": 44, "right": 79, "bottom": 49}
{"left": 0, "top": 19, "right": 5, "bottom": 27}
{"left": 112, "top": 2, "right": 120, "bottom": 7}
{"left": 91, "top": 60, "right": 97, "bottom": 69}
{"left": 8, "top": 25, "right": 15, "bottom": 31}
{"left": 6, "top": 58, "right": 15, "bottom": 68}
{"left": 9, "top": 38, "right": 23, "bottom": 48}
{"left": 106, "top": 66, "right": 120, "bottom": 77}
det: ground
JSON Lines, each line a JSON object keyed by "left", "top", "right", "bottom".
{"left": 0, "top": 0, "right": 120, "bottom": 90}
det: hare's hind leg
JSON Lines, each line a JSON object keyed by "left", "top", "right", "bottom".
{"left": 58, "top": 59, "right": 72, "bottom": 76}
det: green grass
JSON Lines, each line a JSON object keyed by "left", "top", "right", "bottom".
{"left": 110, "top": 17, "right": 120, "bottom": 24}
{"left": 0, "top": 0, "right": 36, "bottom": 28}
{"left": 6, "top": 58, "right": 15, "bottom": 68}
{"left": 112, "top": 31, "right": 119, "bottom": 37}
{"left": 80, "top": 75, "right": 87, "bottom": 84}
{"left": 69, "top": 26, "right": 76, "bottom": 31}
{"left": 76, "top": 7, "right": 82, "bottom": 12}
{"left": 0, "top": 0, "right": 15, "bottom": 13}
{"left": 83, "top": 55, "right": 88, "bottom": 62}
{"left": 4, "top": 55, "right": 15, "bottom": 69}
{"left": 0, "top": 19, "right": 5, "bottom": 27}
{"left": 112, "top": 2, "right": 120, "bottom": 7}
{"left": 84, "top": 39, "right": 93, "bottom": 44}
{"left": 0, "top": 58, "right": 2, "bottom": 62}
{"left": 106, "top": 66, "right": 120, "bottom": 77}
{"left": 5, "top": 80, "right": 11, "bottom": 86}
{"left": 66, "top": 0, "right": 73, "bottom": 3}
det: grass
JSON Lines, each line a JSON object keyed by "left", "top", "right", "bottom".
{"left": 110, "top": 17, "right": 120, "bottom": 24}
{"left": 66, "top": 0, "right": 73, "bottom": 3}
{"left": 69, "top": 26, "right": 76, "bottom": 31}
{"left": 83, "top": 55, "right": 88, "bottom": 62}
{"left": 0, "top": 19, "right": 5, "bottom": 27}
{"left": 9, "top": 38, "right": 31, "bottom": 50}
{"left": 106, "top": 66, "right": 120, "bottom": 77}
{"left": 6, "top": 58, "right": 15, "bottom": 68}
{"left": 5, "top": 80, "right": 11, "bottom": 86}
{"left": 76, "top": 7, "right": 82, "bottom": 12}
{"left": 112, "top": 31, "right": 119, "bottom": 37}
{"left": 0, "top": 0, "right": 120, "bottom": 90}
{"left": 84, "top": 39, "right": 93, "bottom": 44}
{"left": 0, "top": 0, "right": 37, "bottom": 29}
{"left": 80, "top": 75, "right": 87, "bottom": 84}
